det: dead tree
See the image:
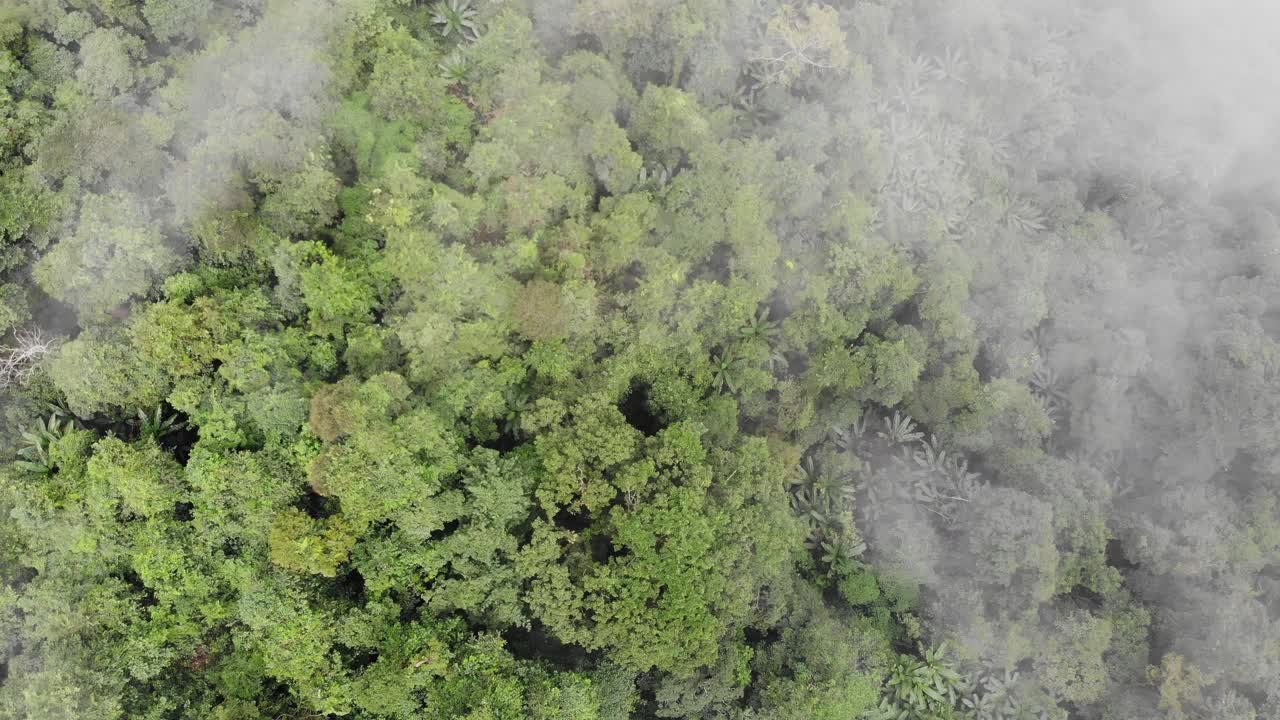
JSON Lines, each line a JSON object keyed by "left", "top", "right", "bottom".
{"left": 0, "top": 328, "right": 58, "bottom": 390}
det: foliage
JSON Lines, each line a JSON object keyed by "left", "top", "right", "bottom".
{"left": 47, "top": 327, "right": 170, "bottom": 416}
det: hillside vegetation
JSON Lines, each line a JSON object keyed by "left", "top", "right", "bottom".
{"left": 1, "top": 1, "right": 1278, "bottom": 719}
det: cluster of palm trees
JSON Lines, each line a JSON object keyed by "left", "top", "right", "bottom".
{"left": 788, "top": 407, "right": 988, "bottom": 583}
{"left": 430, "top": 0, "right": 480, "bottom": 85}
{"left": 832, "top": 411, "right": 985, "bottom": 527}
{"left": 865, "top": 644, "right": 1059, "bottom": 720}
{"left": 710, "top": 308, "right": 782, "bottom": 393}
{"left": 14, "top": 403, "right": 184, "bottom": 475}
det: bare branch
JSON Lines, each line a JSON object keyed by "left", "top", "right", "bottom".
{"left": 748, "top": 4, "right": 848, "bottom": 86}
{"left": 0, "top": 328, "right": 59, "bottom": 390}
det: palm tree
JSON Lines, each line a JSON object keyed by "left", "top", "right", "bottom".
{"left": 709, "top": 350, "right": 746, "bottom": 393}
{"left": 879, "top": 410, "right": 923, "bottom": 446}
{"left": 737, "top": 307, "right": 781, "bottom": 344}
{"left": 912, "top": 434, "right": 950, "bottom": 477}
{"left": 1026, "top": 324, "right": 1053, "bottom": 355}
{"left": 1029, "top": 363, "right": 1069, "bottom": 430}
{"left": 732, "top": 73, "right": 778, "bottom": 129}
{"left": 959, "top": 668, "right": 1059, "bottom": 720}
{"left": 999, "top": 193, "right": 1047, "bottom": 233}
{"left": 819, "top": 533, "right": 866, "bottom": 576}
{"left": 17, "top": 414, "right": 70, "bottom": 475}
{"left": 931, "top": 45, "right": 969, "bottom": 84}
{"left": 430, "top": 0, "right": 478, "bottom": 41}
{"left": 829, "top": 415, "right": 868, "bottom": 454}
{"left": 797, "top": 454, "right": 822, "bottom": 486}
{"left": 882, "top": 643, "right": 963, "bottom": 717}
{"left": 790, "top": 455, "right": 864, "bottom": 554}
{"left": 500, "top": 388, "right": 529, "bottom": 438}
{"left": 790, "top": 484, "right": 829, "bottom": 531}
{"left": 438, "top": 49, "right": 472, "bottom": 84}
{"left": 889, "top": 56, "right": 931, "bottom": 109}
{"left": 137, "top": 406, "right": 185, "bottom": 441}
{"left": 946, "top": 457, "right": 984, "bottom": 500}
{"left": 1029, "top": 364, "right": 1067, "bottom": 405}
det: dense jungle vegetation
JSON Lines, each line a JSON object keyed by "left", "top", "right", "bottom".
{"left": 1, "top": 0, "right": 1279, "bottom": 718}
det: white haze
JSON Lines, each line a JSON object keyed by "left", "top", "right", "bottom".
{"left": 856, "top": 0, "right": 1280, "bottom": 715}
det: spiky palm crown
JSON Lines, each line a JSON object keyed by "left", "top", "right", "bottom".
{"left": 16, "top": 414, "right": 71, "bottom": 475}
{"left": 710, "top": 350, "right": 745, "bottom": 393}
{"left": 738, "top": 306, "right": 781, "bottom": 343}
{"left": 438, "top": 50, "right": 472, "bottom": 84}
{"left": 138, "top": 405, "right": 185, "bottom": 441}
{"left": 430, "top": 0, "right": 478, "bottom": 40}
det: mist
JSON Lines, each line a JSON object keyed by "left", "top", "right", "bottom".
{"left": 829, "top": 0, "right": 1280, "bottom": 715}
{"left": 18, "top": 0, "right": 353, "bottom": 328}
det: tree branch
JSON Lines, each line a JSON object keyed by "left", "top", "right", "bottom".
{"left": 0, "top": 328, "right": 58, "bottom": 390}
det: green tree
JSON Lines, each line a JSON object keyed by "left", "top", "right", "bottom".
{"left": 75, "top": 27, "right": 146, "bottom": 98}
{"left": 628, "top": 85, "right": 713, "bottom": 168}
{"left": 141, "top": 0, "right": 214, "bottom": 42}
{"left": 48, "top": 327, "right": 170, "bottom": 416}
{"left": 35, "top": 193, "right": 180, "bottom": 320}
{"left": 268, "top": 508, "right": 358, "bottom": 577}
{"left": 86, "top": 437, "right": 184, "bottom": 517}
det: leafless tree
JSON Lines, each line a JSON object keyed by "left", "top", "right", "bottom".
{"left": 0, "top": 328, "right": 58, "bottom": 390}
{"left": 748, "top": 4, "right": 848, "bottom": 86}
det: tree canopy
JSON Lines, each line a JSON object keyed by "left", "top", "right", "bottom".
{"left": 2, "top": 1, "right": 1279, "bottom": 719}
